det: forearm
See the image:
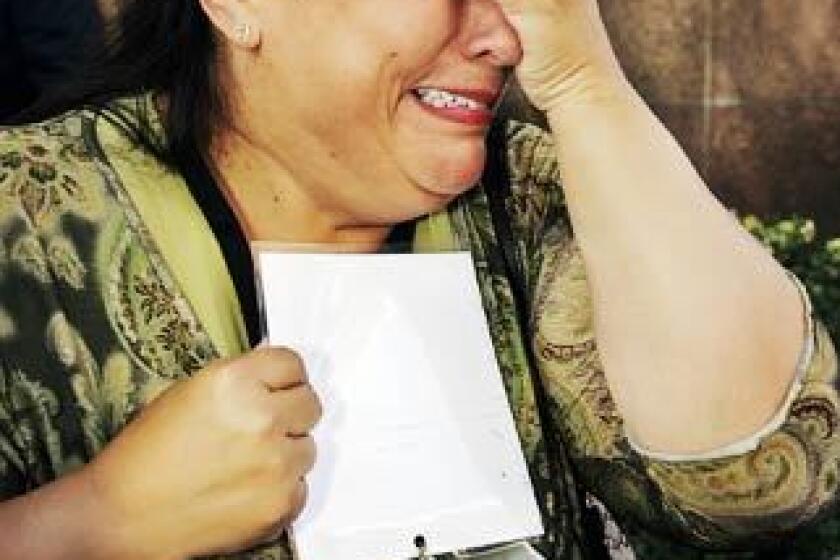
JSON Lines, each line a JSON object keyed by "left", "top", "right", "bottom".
{"left": 0, "top": 469, "right": 130, "bottom": 559}
{"left": 545, "top": 86, "right": 804, "bottom": 455}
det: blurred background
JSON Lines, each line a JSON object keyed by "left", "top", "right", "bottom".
{"left": 506, "top": 0, "right": 840, "bottom": 238}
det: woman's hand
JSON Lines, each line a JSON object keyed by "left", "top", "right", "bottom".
{"left": 85, "top": 347, "right": 321, "bottom": 559}
{"left": 495, "top": 0, "right": 628, "bottom": 110}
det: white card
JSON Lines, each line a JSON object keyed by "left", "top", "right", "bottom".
{"left": 256, "top": 251, "right": 544, "bottom": 560}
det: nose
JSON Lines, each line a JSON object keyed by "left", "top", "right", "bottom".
{"left": 459, "top": 0, "right": 523, "bottom": 68}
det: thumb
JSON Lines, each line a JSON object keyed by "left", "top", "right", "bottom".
{"left": 245, "top": 346, "right": 308, "bottom": 391}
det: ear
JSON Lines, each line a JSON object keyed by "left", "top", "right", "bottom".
{"left": 199, "top": 0, "right": 262, "bottom": 49}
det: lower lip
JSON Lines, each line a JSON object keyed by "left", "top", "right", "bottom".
{"left": 413, "top": 95, "right": 495, "bottom": 127}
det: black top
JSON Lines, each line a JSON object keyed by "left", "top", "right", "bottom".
{"left": 179, "top": 152, "right": 416, "bottom": 349}
{"left": 179, "top": 152, "right": 263, "bottom": 348}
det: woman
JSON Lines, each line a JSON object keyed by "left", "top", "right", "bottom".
{"left": 0, "top": 0, "right": 837, "bottom": 558}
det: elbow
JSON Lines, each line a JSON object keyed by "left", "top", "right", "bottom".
{"left": 645, "top": 423, "right": 839, "bottom": 551}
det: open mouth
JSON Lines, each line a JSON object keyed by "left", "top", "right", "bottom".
{"left": 413, "top": 87, "right": 490, "bottom": 110}
{"left": 408, "top": 86, "right": 499, "bottom": 126}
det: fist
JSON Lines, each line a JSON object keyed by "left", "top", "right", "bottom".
{"left": 496, "top": 0, "right": 627, "bottom": 110}
{"left": 87, "top": 347, "right": 322, "bottom": 559}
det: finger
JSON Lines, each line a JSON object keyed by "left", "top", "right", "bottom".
{"left": 288, "top": 479, "right": 309, "bottom": 522}
{"left": 255, "top": 521, "right": 288, "bottom": 549}
{"left": 245, "top": 346, "right": 308, "bottom": 391}
{"left": 250, "top": 481, "right": 308, "bottom": 549}
{"left": 269, "top": 384, "right": 322, "bottom": 436}
{"left": 281, "top": 435, "right": 317, "bottom": 477}
{"left": 268, "top": 478, "right": 310, "bottom": 527}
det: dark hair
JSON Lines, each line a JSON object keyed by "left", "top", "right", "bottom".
{"left": 23, "top": 0, "right": 223, "bottom": 168}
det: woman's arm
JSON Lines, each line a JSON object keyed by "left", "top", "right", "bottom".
{"left": 0, "top": 347, "right": 319, "bottom": 560}
{"left": 499, "top": 0, "right": 805, "bottom": 455}
{"left": 547, "top": 88, "right": 804, "bottom": 455}
{"left": 503, "top": 120, "right": 839, "bottom": 548}
{"left": 0, "top": 469, "right": 128, "bottom": 559}
{"left": 0, "top": 119, "right": 320, "bottom": 559}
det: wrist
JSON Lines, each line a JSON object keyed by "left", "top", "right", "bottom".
{"left": 69, "top": 466, "right": 143, "bottom": 559}
{"left": 541, "top": 73, "right": 637, "bottom": 121}
{"left": 80, "top": 461, "right": 186, "bottom": 560}
{"left": 5, "top": 468, "right": 143, "bottom": 560}
{"left": 542, "top": 81, "right": 648, "bottom": 145}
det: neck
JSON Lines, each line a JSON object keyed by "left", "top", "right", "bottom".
{"left": 209, "top": 126, "right": 391, "bottom": 253}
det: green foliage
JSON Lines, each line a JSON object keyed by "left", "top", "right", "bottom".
{"left": 742, "top": 215, "right": 840, "bottom": 344}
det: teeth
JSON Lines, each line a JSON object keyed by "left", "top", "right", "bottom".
{"left": 416, "top": 87, "right": 484, "bottom": 110}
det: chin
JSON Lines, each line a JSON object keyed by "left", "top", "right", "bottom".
{"left": 415, "top": 148, "right": 487, "bottom": 197}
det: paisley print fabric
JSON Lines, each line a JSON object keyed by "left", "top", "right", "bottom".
{"left": 0, "top": 99, "right": 838, "bottom": 559}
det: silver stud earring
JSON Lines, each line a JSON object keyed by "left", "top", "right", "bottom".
{"left": 233, "top": 22, "right": 251, "bottom": 44}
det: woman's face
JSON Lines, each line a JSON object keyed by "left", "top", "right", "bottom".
{"left": 231, "top": 0, "right": 522, "bottom": 226}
